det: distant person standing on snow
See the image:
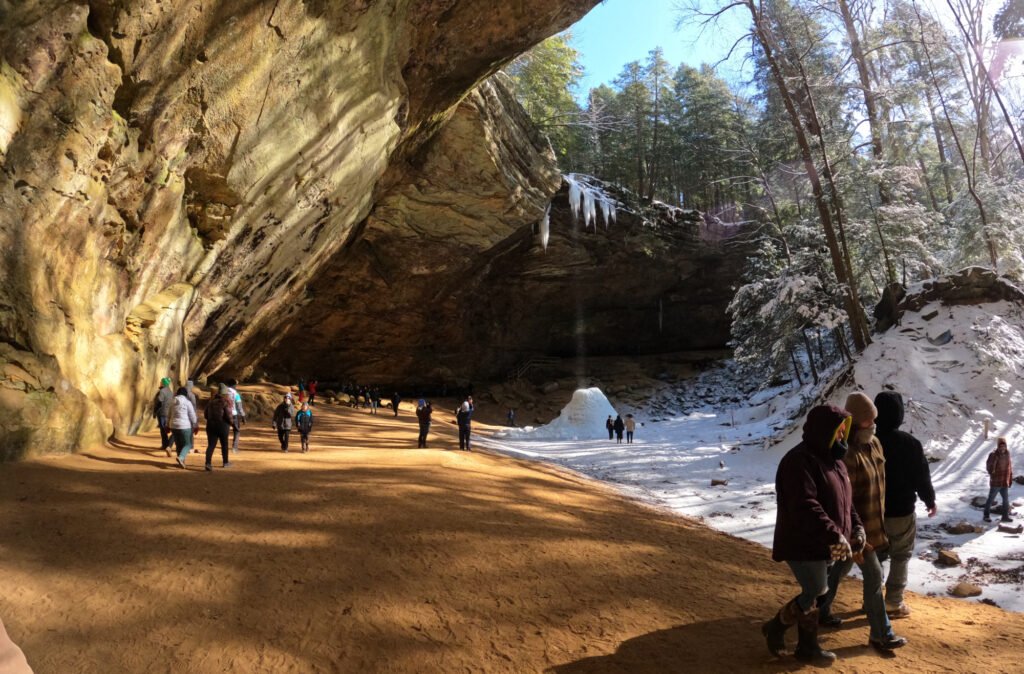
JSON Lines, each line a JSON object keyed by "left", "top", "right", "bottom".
{"left": 295, "top": 402, "right": 314, "bottom": 453}
{"left": 983, "top": 437, "right": 1014, "bottom": 523}
{"left": 613, "top": 415, "right": 625, "bottom": 444}
{"left": 416, "top": 399, "right": 433, "bottom": 448}
{"left": 154, "top": 377, "right": 174, "bottom": 455}
{"left": 624, "top": 414, "right": 636, "bottom": 443}
{"left": 762, "top": 404, "right": 858, "bottom": 663}
{"left": 819, "top": 393, "right": 906, "bottom": 653}
{"left": 605, "top": 415, "right": 614, "bottom": 440}
{"left": 273, "top": 393, "right": 296, "bottom": 452}
{"left": 456, "top": 397, "right": 474, "bottom": 451}
{"left": 873, "top": 391, "right": 936, "bottom": 618}
{"left": 169, "top": 386, "right": 198, "bottom": 469}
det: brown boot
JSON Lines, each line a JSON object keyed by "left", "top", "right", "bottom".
{"left": 794, "top": 607, "right": 837, "bottom": 662}
{"left": 762, "top": 598, "right": 800, "bottom": 656}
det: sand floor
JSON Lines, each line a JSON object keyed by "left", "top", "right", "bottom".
{"left": 2, "top": 402, "right": 1023, "bottom": 673}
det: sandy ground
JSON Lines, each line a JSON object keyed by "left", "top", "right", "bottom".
{"left": 2, "top": 402, "right": 1024, "bottom": 673}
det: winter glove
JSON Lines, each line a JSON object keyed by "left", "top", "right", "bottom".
{"left": 830, "top": 535, "right": 852, "bottom": 561}
{"left": 851, "top": 526, "right": 866, "bottom": 553}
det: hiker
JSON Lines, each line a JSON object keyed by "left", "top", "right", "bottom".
{"left": 308, "top": 379, "right": 318, "bottom": 405}
{"left": 295, "top": 402, "right": 314, "bottom": 453}
{"left": 983, "top": 437, "right": 1014, "bottom": 523}
{"left": 272, "top": 393, "right": 296, "bottom": 452}
{"left": 226, "top": 378, "right": 246, "bottom": 453}
{"left": 874, "top": 391, "right": 937, "bottom": 618}
{"left": 169, "top": 386, "right": 198, "bottom": 469}
{"left": 625, "top": 414, "right": 636, "bottom": 444}
{"left": 763, "top": 404, "right": 862, "bottom": 662}
{"left": 507, "top": 408, "right": 516, "bottom": 427}
{"left": 391, "top": 392, "right": 401, "bottom": 417}
{"left": 154, "top": 377, "right": 174, "bottom": 455}
{"left": 605, "top": 415, "right": 614, "bottom": 440}
{"left": 416, "top": 399, "right": 432, "bottom": 448}
{"left": 184, "top": 380, "right": 198, "bottom": 409}
{"left": 204, "top": 384, "right": 234, "bottom": 471}
{"left": 819, "top": 393, "right": 907, "bottom": 653}
{"left": 456, "top": 397, "right": 474, "bottom": 451}
{"left": 613, "top": 415, "right": 625, "bottom": 444}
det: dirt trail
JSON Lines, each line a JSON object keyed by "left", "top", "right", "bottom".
{"left": 1, "top": 402, "right": 1022, "bottom": 673}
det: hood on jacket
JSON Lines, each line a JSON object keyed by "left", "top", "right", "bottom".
{"left": 874, "top": 391, "right": 905, "bottom": 431}
{"left": 802, "top": 404, "right": 852, "bottom": 456}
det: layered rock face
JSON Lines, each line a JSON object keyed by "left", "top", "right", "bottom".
{"left": 261, "top": 172, "right": 749, "bottom": 387}
{"left": 0, "top": 0, "right": 598, "bottom": 459}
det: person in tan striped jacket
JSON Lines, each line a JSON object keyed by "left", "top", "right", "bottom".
{"left": 818, "top": 392, "right": 907, "bottom": 653}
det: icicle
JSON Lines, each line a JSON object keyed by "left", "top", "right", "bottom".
{"left": 567, "top": 177, "right": 582, "bottom": 224}
{"left": 598, "top": 196, "right": 611, "bottom": 230}
{"left": 539, "top": 203, "right": 551, "bottom": 251}
{"left": 608, "top": 201, "right": 617, "bottom": 224}
{"left": 583, "top": 188, "right": 596, "bottom": 230}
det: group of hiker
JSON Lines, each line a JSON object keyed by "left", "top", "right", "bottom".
{"left": 604, "top": 414, "right": 636, "bottom": 443}
{"left": 764, "top": 390, "right": 1015, "bottom": 663}
{"left": 153, "top": 377, "right": 246, "bottom": 471}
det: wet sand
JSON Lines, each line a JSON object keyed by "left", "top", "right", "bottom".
{"left": 1, "top": 402, "right": 1022, "bottom": 673}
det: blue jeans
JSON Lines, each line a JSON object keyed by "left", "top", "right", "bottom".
{"left": 786, "top": 560, "right": 829, "bottom": 612}
{"left": 172, "top": 428, "right": 193, "bottom": 462}
{"left": 821, "top": 550, "right": 894, "bottom": 641}
{"left": 983, "top": 487, "right": 1010, "bottom": 517}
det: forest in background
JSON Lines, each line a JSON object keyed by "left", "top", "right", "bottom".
{"left": 504, "top": 0, "right": 1024, "bottom": 386}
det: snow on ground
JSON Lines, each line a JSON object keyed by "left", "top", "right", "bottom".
{"left": 483, "top": 299, "right": 1024, "bottom": 612}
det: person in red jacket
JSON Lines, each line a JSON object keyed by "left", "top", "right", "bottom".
{"left": 762, "top": 404, "right": 862, "bottom": 663}
{"left": 983, "top": 437, "right": 1014, "bottom": 523}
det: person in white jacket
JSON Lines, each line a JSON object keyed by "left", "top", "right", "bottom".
{"left": 169, "top": 386, "right": 198, "bottom": 468}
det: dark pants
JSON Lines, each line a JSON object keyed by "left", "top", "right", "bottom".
{"left": 278, "top": 428, "right": 291, "bottom": 451}
{"left": 158, "top": 415, "right": 172, "bottom": 449}
{"left": 458, "top": 425, "right": 471, "bottom": 450}
{"left": 626, "top": 431, "right": 634, "bottom": 443}
{"left": 418, "top": 422, "right": 430, "bottom": 448}
{"left": 607, "top": 428, "right": 613, "bottom": 440}
{"left": 299, "top": 431, "right": 310, "bottom": 451}
{"left": 205, "top": 426, "right": 230, "bottom": 466}
{"left": 615, "top": 431, "right": 623, "bottom": 444}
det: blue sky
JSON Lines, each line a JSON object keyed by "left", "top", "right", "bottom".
{"left": 569, "top": 0, "right": 751, "bottom": 100}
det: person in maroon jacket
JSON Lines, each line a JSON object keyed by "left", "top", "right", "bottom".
{"left": 762, "top": 404, "right": 864, "bottom": 663}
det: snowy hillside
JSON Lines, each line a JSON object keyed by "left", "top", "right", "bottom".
{"left": 482, "top": 298, "right": 1024, "bottom": 612}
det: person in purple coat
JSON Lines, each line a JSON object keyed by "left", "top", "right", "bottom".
{"left": 762, "top": 404, "right": 863, "bottom": 663}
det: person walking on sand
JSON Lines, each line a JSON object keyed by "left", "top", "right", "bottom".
{"left": 226, "top": 378, "right": 246, "bottom": 453}
{"left": 818, "top": 393, "right": 907, "bottom": 653}
{"left": 762, "top": 404, "right": 859, "bottom": 663}
{"left": 295, "top": 402, "right": 314, "bottom": 453}
{"left": 416, "top": 399, "right": 433, "bottom": 448}
{"left": 874, "top": 391, "right": 937, "bottom": 618}
{"left": 391, "top": 392, "right": 401, "bottom": 417}
{"left": 308, "top": 379, "right": 318, "bottom": 406}
{"left": 606, "top": 415, "right": 614, "bottom": 440}
{"left": 273, "top": 393, "right": 296, "bottom": 452}
{"left": 154, "top": 377, "right": 174, "bottom": 455}
{"left": 169, "top": 386, "right": 198, "bottom": 468}
{"left": 204, "top": 383, "right": 234, "bottom": 471}
{"left": 983, "top": 437, "right": 1014, "bottom": 523}
{"left": 625, "top": 414, "right": 636, "bottom": 444}
{"left": 456, "top": 397, "right": 474, "bottom": 451}
{"left": 613, "top": 415, "right": 625, "bottom": 444}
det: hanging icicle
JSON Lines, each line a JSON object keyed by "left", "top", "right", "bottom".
{"left": 539, "top": 203, "right": 551, "bottom": 251}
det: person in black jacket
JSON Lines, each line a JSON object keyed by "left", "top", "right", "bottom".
{"left": 613, "top": 415, "right": 625, "bottom": 444}
{"left": 416, "top": 399, "right": 432, "bottom": 448}
{"left": 456, "top": 397, "right": 474, "bottom": 451}
{"left": 873, "top": 391, "right": 937, "bottom": 619}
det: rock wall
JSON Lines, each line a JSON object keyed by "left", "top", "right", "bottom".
{"left": 0, "top": 0, "right": 598, "bottom": 459}
{"left": 259, "top": 173, "right": 750, "bottom": 388}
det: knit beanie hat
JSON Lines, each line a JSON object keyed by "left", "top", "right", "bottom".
{"left": 844, "top": 392, "right": 877, "bottom": 425}
{"left": 160, "top": 377, "right": 171, "bottom": 387}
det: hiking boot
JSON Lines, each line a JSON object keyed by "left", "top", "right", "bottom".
{"left": 1001, "top": 515, "right": 1013, "bottom": 523}
{"left": 886, "top": 603, "right": 911, "bottom": 619}
{"left": 222, "top": 462, "right": 233, "bottom": 468}
{"left": 761, "top": 614, "right": 789, "bottom": 656}
{"left": 794, "top": 623, "right": 836, "bottom": 662}
{"left": 983, "top": 515, "right": 992, "bottom": 522}
{"left": 818, "top": 612, "right": 843, "bottom": 627}
{"left": 175, "top": 458, "right": 186, "bottom": 469}
{"left": 870, "top": 635, "right": 908, "bottom": 652}
{"left": 205, "top": 464, "right": 213, "bottom": 471}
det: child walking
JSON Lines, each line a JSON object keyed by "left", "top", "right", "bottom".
{"left": 295, "top": 402, "right": 314, "bottom": 453}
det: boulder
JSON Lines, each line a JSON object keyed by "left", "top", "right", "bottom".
{"left": 942, "top": 520, "right": 985, "bottom": 535}
{"left": 997, "top": 523, "right": 1023, "bottom": 534}
{"left": 949, "top": 582, "right": 983, "bottom": 598}
{"left": 936, "top": 549, "right": 962, "bottom": 567}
